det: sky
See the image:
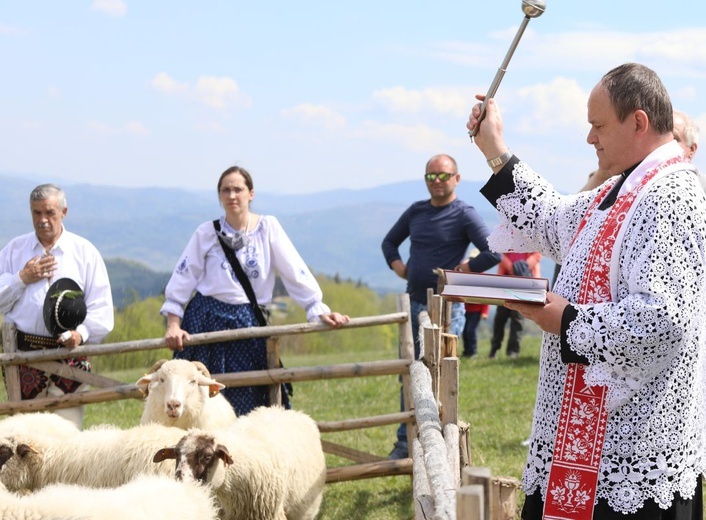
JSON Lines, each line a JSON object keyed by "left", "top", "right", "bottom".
{"left": 2, "top": 1, "right": 706, "bottom": 195}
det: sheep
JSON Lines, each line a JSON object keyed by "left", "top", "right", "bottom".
{"left": 0, "top": 474, "right": 219, "bottom": 520}
{"left": 153, "top": 405, "right": 326, "bottom": 520}
{"left": 136, "top": 359, "right": 238, "bottom": 430}
{"left": 0, "top": 422, "right": 188, "bottom": 493}
{"left": 0, "top": 411, "right": 79, "bottom": 438}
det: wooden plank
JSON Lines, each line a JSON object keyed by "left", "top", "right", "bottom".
{"left": 325, "top": 458, "right": 412, "bottom": 483}
{"left": 26, "top": 361, "right": 123, "bottom": 388}
{"left": 398, "top": 294, "right": 416, "bottom": 459}
{"left": 320, "top": 439, "right": 385, "bottom": 464}
{"left": 462, "top": 467, "right": 492, "bottom": 520}
{"left": 410, "top": 360, "right": 456, "bottom": 519}
{"left": 412, "top": 437, "right": 434, "bottom": 520}
{"left": 457, "top": 484, "right": 485, "bottom": 520}
{"left": 439, "top": 357, "right": 459, "bottom": 427}
{"left": 317, "top": 410, "right": 415, "bottom": 433}
{"left": 0, "top": 312, "right": 410, "bottom": 364}
{"left": 444, "top": 423, "right": 460, "bottom": 488}
{"left": 2, "top": 323, "right": 21, "bottom": 401}
{"left": 266, "top": 337, "right": 282, "bottom": 406}
{"left": 0, "top": 383, "right": 143, "bottom": 414}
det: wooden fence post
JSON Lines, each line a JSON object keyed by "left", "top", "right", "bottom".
{"left": 462, "top": 467, "right": 492, "bottom": 520}
{"left": 457, "top": 484, "right": 485, "bottom": 520}
{"left": 397, "top": 294, "right": 416, "bottom": 458}
{"left": 1, "top": 322, "right": 21, "bottom": 402}
{"left": 266, "top": 336, "right": 281, "bottom": 406}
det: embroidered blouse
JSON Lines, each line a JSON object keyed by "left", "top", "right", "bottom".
{"left": 480, "top": 141, "right": 706, "bottom": 513}
{"left": 161, "top": 215, "right": 331, "bottom": 322}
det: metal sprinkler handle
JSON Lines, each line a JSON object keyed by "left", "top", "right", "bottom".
{"left": 469, "top": 0, "right": 546, "bottom": 141}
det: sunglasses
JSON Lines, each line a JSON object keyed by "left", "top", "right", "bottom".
{"left": 424, "top": 172, "right": 456, "bottom": 182}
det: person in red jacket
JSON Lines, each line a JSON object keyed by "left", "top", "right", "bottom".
{"left": 462, "top": 301, "right": 489, "bottom": 358}
{"left": 489, "top": 252, "right": 541, "bottom": 359}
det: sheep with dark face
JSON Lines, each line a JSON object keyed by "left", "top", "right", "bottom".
{"left": 154, "top": 406, "right": 326, "bottom": 520}
{"left": 136, "top": 359, "right": 237, "bottom": 431}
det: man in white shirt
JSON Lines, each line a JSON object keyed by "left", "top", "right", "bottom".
{"left": 0, "top": 183, "right": 114, "bottom": 428}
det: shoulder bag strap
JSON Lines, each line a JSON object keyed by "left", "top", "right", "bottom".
{"left": 213, "top": 220, "right": 267, "bottom": 327}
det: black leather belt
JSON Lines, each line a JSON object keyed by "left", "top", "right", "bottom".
{"left": 16, "top": 330, "right": 59, "bottom": 351}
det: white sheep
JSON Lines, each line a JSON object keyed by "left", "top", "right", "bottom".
{"left": 153, "top": 405, "right": 326, "bottom": 520}
{"left": 0, "top": 422, "right": 187, "bottom": 492}
{"left": 136, "top": 359, "right": 238, "bottom": 430}
{"left": 0, "top": 411, "right": 79, "bottom": 438}
{"left": 0, "top": 474, "right": 219, "bottom": 520}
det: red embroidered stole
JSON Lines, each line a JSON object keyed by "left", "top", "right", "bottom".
{"left": 542, "top": 156, "right": 683, "bottom": 520}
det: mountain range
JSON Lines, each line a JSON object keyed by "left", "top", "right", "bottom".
{"left": 0, "top": 173, "right": 557, "bottom": 305}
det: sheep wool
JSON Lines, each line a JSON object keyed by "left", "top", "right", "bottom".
{"left": 0, "top": 474, "right": 219, "bottom": 520}
{"left": 0, "top": 423, "right": 186, "bottom": 492}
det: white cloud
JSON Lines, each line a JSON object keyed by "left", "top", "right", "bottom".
{"left": 373, "top": 86, "right": 470, "bottom": 117}
{"left": 150, "top": 73, "right": 189, "bottom": 95}
{"left": 150, "top": 73, "right": 251, "bottom": 110}
{"left": 353, "top": 121, "right": 463, "bottom": 152}
{"left": 511, "top": 77, "right": 589, "bottom": 135}
{"left": 90, "top": 0, "right": 127, "bottom": 17}
{"left": 194, "top": 76, "right": 251, "bottom": 110}
{"left": 280, "top": 103, "right": 346, "bottom": 130}
{"left": 432, "top": 28, "right": 706, "bottom": 78}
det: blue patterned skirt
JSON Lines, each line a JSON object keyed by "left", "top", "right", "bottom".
{"left": 175, "top": 292, "right": 270, "bottom": 416}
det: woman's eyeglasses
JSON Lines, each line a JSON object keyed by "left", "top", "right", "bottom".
{"left": 424, "top": 172, "right": 456, "bottom": 182}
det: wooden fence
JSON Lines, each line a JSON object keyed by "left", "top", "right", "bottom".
{"left": 0, "top": 292, "right": 519, "bottom": 518}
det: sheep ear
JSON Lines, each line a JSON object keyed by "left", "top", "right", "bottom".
{"left": 16, "top": 443, "right": 40, "bottom": 458}
{"left": 135, "top": 373, "right": 155, "bottom": 395}
{"left": 207, "top": 382, "right": 226, "bottom": 398}
{"left": 153, "top": 447, "right": 177, "bottom": 463}
{"left": 215, "top": 444, "right": 234, "bottom": 466}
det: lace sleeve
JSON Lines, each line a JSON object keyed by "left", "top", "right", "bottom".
{"left": 488, "top": 161, "right": 593, "bottom": 263}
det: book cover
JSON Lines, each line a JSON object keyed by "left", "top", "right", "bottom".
{"left": 440, "top": 269, "right": 548, "bottom": 306}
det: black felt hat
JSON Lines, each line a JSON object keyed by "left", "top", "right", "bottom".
{"left": 43, "top": 278, "right": 87, "bottom": 338}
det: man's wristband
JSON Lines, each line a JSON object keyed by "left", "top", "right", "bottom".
{"left": 486, "top": 150, "right": 512, "bottom": 168}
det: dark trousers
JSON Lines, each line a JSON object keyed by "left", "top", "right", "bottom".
{"left": 522, "top": 474, "right": 703, "bottom": 519}
{"left": 490, "top": 305, "right": 524, "bottom": 356}
{"left": 462, "top": 311, "right": 482, "bottom": 356}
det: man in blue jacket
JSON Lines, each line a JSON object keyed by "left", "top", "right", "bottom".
{"left": 382, "top": 153, "right": 500, "bottom": 459}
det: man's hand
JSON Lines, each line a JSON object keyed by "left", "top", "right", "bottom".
{"left": 504, "top": 292, "right": 569, "bottom": 336}
{"left": 467, "top": 96, "right": 510, "bottom": 172}
{"left": 58, "top": 330, "right": 82, "bottom": 350}
{"left": 390, "top": 259, "right": 408, "bottom": 280}
{"left": 19, "top": 254, "right": 58, "bottom": 285}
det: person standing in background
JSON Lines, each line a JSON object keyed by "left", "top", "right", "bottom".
{"left": 489, "top": 251, "right": 541, "bottom": 359}
{"left": 162, "top": 165, "right": 349, "bottom": 416}
{"left": 382, "top": 153, "right": 500, "bottom": 460}
{"left": 0, "top": 183, "right": 114, "bottom": 428}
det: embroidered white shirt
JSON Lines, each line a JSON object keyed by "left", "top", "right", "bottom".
{"left": 161, "top": 215, "right": 331, "bottom": 322}
{"left": 0, "top": 227, "right": 114, "bottom": 344}
{"left": 488, "top": 142, "right": 706, "bottom": 513}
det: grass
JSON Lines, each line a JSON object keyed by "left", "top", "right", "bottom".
{"left": 1, "top": 326, "right": 541, "bottom": 520}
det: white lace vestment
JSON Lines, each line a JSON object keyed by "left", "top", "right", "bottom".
{"left": 487, "top": 143, "right": 706, "bottom": 513}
